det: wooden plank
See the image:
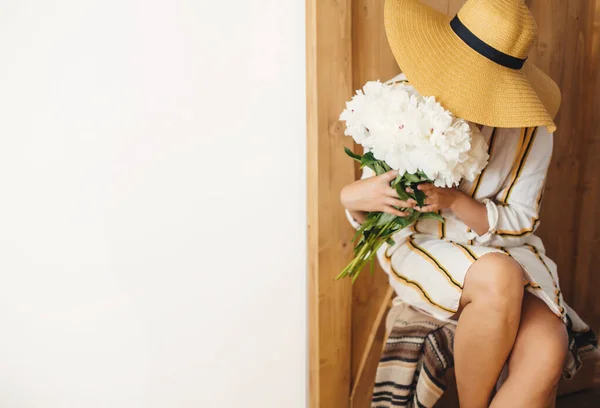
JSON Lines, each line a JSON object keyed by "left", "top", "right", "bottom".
{"left": 526, "top": 0, "right": 584, "bottom": 305}
{"left": 351, "top": 0, "right": 400, "bottom": 90}
{"left": 570, "top": 0, "right": 600, "bottom": 329}
{"left": 349, "top": 0, "right": 400, "bottom": 390}
{"left": 350, "top": 287, "right": 394, "bottom": 408}
{"left": 307, "top": 0, "right": 355, "bottom": 406}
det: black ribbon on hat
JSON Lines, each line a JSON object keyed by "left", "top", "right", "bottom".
{"left": 450, "top": 15, "right": 527, "bottom": 70}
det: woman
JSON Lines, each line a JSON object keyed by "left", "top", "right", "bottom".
{"left": 341, "top": 1, "right": 597, "bottom": 407}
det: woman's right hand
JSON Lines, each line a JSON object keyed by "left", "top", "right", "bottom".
{"left": 340, "top": 170, "right": 416, "bottom": 218}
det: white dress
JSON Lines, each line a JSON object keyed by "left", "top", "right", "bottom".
{"left": 345, "top": 74, "right": 588, "bottom": 329}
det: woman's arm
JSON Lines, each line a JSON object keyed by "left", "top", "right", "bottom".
{"left": 414, "top": 184, "right": 490, "bottom": 235}
{"left": 417, "top": 126, "right": 553, "bottom": 245}
{"left": 450, "top": 191, "right": 490, "bottom": 235}
{"left": 481, "top": 127, "right": 553, "bottom": 246}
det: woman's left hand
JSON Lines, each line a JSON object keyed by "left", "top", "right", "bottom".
{"left": 411, "top": 183, "right": 461, "bottom": 212}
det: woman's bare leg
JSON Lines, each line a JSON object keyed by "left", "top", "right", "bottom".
{"left": 453, "top": 253, "right": 525, "bottom": 408}
{"left": 490, "top": 293, "right": 568, "bottom": 408}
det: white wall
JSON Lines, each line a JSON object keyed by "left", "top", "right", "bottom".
{"left": 0, "top": 1, "right": 306, "bottom": 407}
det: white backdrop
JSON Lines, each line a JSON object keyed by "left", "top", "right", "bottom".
{"left": 0, "top": 1, "right": 306, "bottom": 407}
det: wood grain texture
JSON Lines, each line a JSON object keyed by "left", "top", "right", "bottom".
{"left": 350, "top": 287, "right": 395, "bottom": 408}
{"left": 349, "top": 0, "right": 399, "bottom": 394}
{"left": 569, "top": 0, "right": 600, "bottom": 330}
{"left": 527, "top": 0, "right": 600, "bottom": 329}
{"left": 527, "top": 0, "right": 585, "bottom": 309}
{"left": 306, "top": 0, "right": 354, "bottom": 407}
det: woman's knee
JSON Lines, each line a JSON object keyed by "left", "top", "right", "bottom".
{"left": 463, "top": 253, "right": 524, "bottom": 312}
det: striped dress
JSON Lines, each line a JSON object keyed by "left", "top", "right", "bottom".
{"left": 346, "top": 74, "right": 591, "bottom": 332}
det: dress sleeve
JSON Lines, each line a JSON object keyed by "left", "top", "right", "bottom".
{"left": 470, "top": 127, "right": 553, "bottom": 246}
{"left": 345, "top": 166, "right": 376, "bottom": 230}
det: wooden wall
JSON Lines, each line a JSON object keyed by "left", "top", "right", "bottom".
{"left": 307, "top": 0, "right": 354, "bottom": 407}
{"left": 307, "top": 1, "right": 600, "bottom": 408}
{"left": 525, "top": 0, "right": 600, "bottom": 330}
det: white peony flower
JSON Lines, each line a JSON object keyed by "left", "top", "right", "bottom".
{"left": 339, "top": 80, "right": 489, "bottom": 188}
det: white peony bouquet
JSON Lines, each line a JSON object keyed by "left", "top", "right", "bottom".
{"left": 338, "top": 80, "right": 489, "bottom": 282}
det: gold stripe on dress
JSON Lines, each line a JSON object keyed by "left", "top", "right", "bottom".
{"left": 438, "top": 211, "right": 445, "bottom": 239}
{"left": 469, "top": 127, "right": 498, "bottom": 198}
{"left": 449, "top": 240, "right": 477, "bottom": 262}
{"left": 525, "top": 244, "right": 565, "bottom": 317}
{"left": 525, "top": 282, "right": 542, "bottom": 290}
{"left": 385, "top": 259, "right": 457, "bottom": 314}
{"left": 497, "top": 168, "right": 546, "bottom": 237}
{"left": 407, "top": 237, "right": 463, "bottom": 289}
{"left": 453, "top": 241, "right": 478, "bottom": 261}
{"left": 505, "top": 127, "right": 539, "bottom": 202}
{"left": 501, "top": 127, "right": 538, "bottom": 204}
{"left": 500, "top": 127, "right": 530, "bottom": 203}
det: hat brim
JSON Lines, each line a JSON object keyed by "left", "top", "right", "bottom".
{"left": 384, "top": 0, "right": 561, "bottom": 132}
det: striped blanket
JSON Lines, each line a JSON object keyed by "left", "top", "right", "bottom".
{"left": 372, "top": 299, "right": 600, "bottom": 408}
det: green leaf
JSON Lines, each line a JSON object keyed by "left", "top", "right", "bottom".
{"left": 344, "top": 147, "right": 362, "bottom": 162}
{"left": 395, "top": 184, "right": 411, "bottom": 201}
{"left": 404, "top": 173, "right": 421, "bottom": 183}
{"left": 364, "top": 212, "right": 381, "bottom": 224}
{"left": 407, "top": 209, "right": 421, "bottom": 223}
{"left": 392, "top": 216, "right": 411, "bottom": 228}
{"left": 373, "top": 162, "right": 387, "bottom": 176}
{"left": 386, "top": 237, "right": 396, "bottom": 246}
{"left": 375, "top": 212, "right": 397, "bottom": 227}
{"left": 360, "top": 152, "right": 380, "bottom": 174}
{"left": 416, "top": 170, "right": 431, "bottom": 181}
{"left": 419, "top": 211, "right": 444, "bottom": 222}
{"left": 412, "top": 183, "right": 426, "bottom": 207}
{"left": 391, "top": 173, "right": 403, "bottom": 187}
{"left": 361, "top": 151, "right": 376, "bottom": 164}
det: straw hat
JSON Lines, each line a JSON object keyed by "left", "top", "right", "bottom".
{"left": 384, "top": 0, "right": 561, "bottom": 132}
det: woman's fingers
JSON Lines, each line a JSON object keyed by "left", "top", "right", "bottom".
{"left": 384, "top": 186, "right": 418, "bottom": 206}
{"left": 382, "top": 206, "right": 410, "bottom": 217}
{"left": 415, "top": 204, "right": 438, "bottom": 212}
{"left": 423, "top": 196, "right": 435, "bottom": 205}
{"left": 384, "top": 186, "right": 401, "bottom": 197}
{"left": 417, "top": 183, "right": 434, "bottom": 192}
{"left": 381, "top": 170, "right": 399, "bottom": 182}
{"left": 384, "top": 197, "right": 415, "bottom": 209}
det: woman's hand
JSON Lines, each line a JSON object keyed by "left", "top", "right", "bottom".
{"left": 413, "top": 183, "right": 461, "bottom": 213}
{"left": 415, "top": 183, "right": 490, "bottom": 235}
{"left": 341, "top": 170, "right": 416, "bottom": 217}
